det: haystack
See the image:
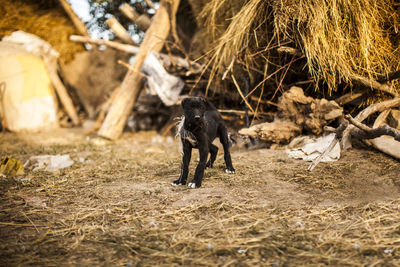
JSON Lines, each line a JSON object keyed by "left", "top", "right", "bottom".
{"left": 0, "top": 0, "right": 84, "bottom": 63}
{"left": 192, "top": 0, "right": 399, "bottom": 103}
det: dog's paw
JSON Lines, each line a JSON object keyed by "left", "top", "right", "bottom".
{"left": 225, "top": 168, "right": 235, "bottom": 174}
{"left": 188, "top": 182, "right": 201, "bottom": 189}
{"left": 172, "top": 180, "right": 185, "bottom": 186}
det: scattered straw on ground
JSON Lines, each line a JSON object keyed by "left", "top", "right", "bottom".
{"left": 0, "top": 130, "right": 399, "bottom": 266}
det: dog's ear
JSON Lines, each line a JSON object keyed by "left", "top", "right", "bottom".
{"left": 181, "top": 98, "right": 189, "bottom": 108}
{"left": 199, "top": 97, "right": 212, "bottom": 109}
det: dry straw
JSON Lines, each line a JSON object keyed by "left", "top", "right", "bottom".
{"left": 201, "top": 0, "right": 399, "bottom": 97}
{"left": 0, "top": 0, "right": 84, "bottom": 63}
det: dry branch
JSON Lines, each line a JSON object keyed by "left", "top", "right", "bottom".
{"left": 120, "top": 3, "right": 151, "bottom": 31}
{"left": 58, "top": 0, "right": 90, "bottom": 37}
{"left": 335, "top": 91, "right": 364, "bottom": 106}
{"left": 346, "top": 114, "right": 400, "bottom": 141}
{"left": 310, "top": 98, "right": 400, "bottom": 170}
{"left": 105, "top": 17, "right": 138, "bottom": 46}
{"left": 69, "top": 35, "right": 202, "bottom": 73}
{"left": 144, "top": 0, "right": 156, "bottom": 10}
{"left": 376, "top": 70, "right": 400, "bottom": 83}
{"left": 98, "top": 0, "right": 180, "bottom": 140}
{"left": 308, "top": 121, "right": 348, "bottom": 171}
{"left": 350, "top": 74, "right": 398, "bottom": 97}
{"left": 43, "top": 56, "right": 80, "bottom": 126}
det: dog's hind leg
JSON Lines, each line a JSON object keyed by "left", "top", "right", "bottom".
{"left": 218, "top": 125, "right": 235, "bottom": 174}
{"left": 206, "top": 143, "right": 218, "bottom": 169}
{"left": 172, "top": 141, "right": 192, "bottom": 186}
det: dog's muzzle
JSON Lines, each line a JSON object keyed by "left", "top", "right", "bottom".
{"left": 194, "top": 115, "right": 201, "bottom": 120}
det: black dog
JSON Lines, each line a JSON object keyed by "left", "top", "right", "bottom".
{"left": 172, "top": 97, "right": 235, "bottom": 188}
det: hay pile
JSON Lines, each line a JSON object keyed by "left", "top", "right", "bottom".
{"left": 196, "top": 0, "right": 399, "bottom": 103}
{"left": 0, "top": 0, "right": 84, "bottom": 62}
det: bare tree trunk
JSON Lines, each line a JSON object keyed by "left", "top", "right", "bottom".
{"left": 98, "top": 0, "right": 181, "bottom": 140}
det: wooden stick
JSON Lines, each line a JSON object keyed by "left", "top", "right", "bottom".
{"left": 98, "top": 0, "right": 181, "bottom": 140}
{"left": 346, "top": 114, "right": 400, "bottom": 141}
{"left": 218, "top": 109, "right": 273, "bottom": 117}
{"left": 69, "top": 35, "right": 202, "bottom": 72}
{"left": 308, "top": 120, "right": 348, "bottom": 171}
{"left": 106, "top": 16, "right": 138, "bottom": 46}
{"left": 58, "top": 0, "right": 90, "bottom": 37}
{"left": 342, "top": 97, "right": 400, "bottom": 150}
{"left": 231, "top": 74, "right": 254, "bottom": 113}
{"left": 144, "top": 0, "right": 157, "bottom": 10}
{"left": 350, "top": 74, "right": 398, "bottom": 97}
{"left": 376, "top": 70, "right": 400, "bottom": 83}
{"left": 335, "top": 91, "right": 364, "bottom": 106}
{"left": 43, "top": 56, "right": 80, "bottom": 126}
{"left": 0, "top": 222, "right": 48, "bottom": 227}
{"left": 120, "top": 3, "right": 151, "bottom": 31}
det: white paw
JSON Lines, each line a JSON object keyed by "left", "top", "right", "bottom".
{"left": 225, "top": 169, "right": 235, "bottom": 174}
{"left": 171, "top": 182, "right": 183, "bottom": 186}
{"left": 188, "top": 182, "right": 196, "bottom": 189}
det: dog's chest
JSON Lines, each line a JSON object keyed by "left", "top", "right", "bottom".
{"left": 177, "top": 117, "right": 199, "bottom": 147}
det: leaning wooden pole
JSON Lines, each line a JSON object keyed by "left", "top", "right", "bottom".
{"left": 98, "top": 0, "right": 180, "bottom": 140}
{"left": 59, "top": 0, "right": 90, "bottom": 37}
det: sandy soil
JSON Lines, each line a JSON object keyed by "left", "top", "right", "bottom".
{"left": 0, "top": 129, "right": 399, "bottom": 266}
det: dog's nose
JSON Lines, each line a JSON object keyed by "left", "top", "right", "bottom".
{"left": 194, "top": 115, "right": 201, "bottom": 120}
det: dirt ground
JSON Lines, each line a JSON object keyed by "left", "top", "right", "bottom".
{"left": 0, "top": 129, "right": 399, "bottom": 266}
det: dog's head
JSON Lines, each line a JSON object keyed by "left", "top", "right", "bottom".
{"left": 181, "top": 97, "right": 208, "bottom": 129}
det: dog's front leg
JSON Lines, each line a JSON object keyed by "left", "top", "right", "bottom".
{"left": 188, "top": 143, "right": 208, "bottom": 188}
{"left": 172, "top": 141, "right": 192, "bottom": 186}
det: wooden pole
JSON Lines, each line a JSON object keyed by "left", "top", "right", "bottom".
{"left": 120, "top": 3, "right": 151, "bottom": 32}
{"left": 43, "top": 56, "right": 80, "bottom": 126}
{"left": 58, "top": 0, "right": 90, "bottom": 37}
{"left": 105, "top": 16, "right": 138, "bottom": 46}
{"left": 98, "top": 0, "right": 180, "bottom": 140}
{"left": 69, "top": 35, "right": 202, "bottom": 72}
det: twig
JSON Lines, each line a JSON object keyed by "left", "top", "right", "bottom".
{"left": 376, "top": 70, "right": 400, "bottom": 83}
{"left": 350, "top": 74, "right": 398, "bottom": 97}
{"left": 144, "top": 0, "right": 156, "bottom": 10}
{"left": 346, "top": 115, "right": 400, "bottom": 141}
{"left": 335, "top": 91, "right": 364, "bottom": 106}
{"left": 308, "top": 120, "right": 348, "bottom": 171}
{"left": 231, "top": 74, "right": 254, "bottom": 113}
{"left": 117, "top": 60, "right": 147, "bottom": 78}
{"left": 341, "top": 97, "right": 400, "bottom": 150}
{"left": 70, "top": 35, "right": 202, "bottom": 73}
{"left": 218, "top": 109, "right": 273, "bottom": 117}
{"left": 0, "top": 222, "right": 48, "bottom": 227}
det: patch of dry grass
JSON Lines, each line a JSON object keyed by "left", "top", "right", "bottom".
{"left": 0, "top": 131, "right": 400, "bottom": 266}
